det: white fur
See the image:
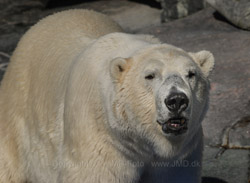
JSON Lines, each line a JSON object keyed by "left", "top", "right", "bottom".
{"left": 0, "top": 10, "right": 214, "bottom": 183}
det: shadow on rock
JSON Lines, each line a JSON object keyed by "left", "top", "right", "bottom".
{"left": 212, "top": 11, "right": 238, "bottom": 29}
{"left": 202, "top": 177, "right": 228, "bottom": 183}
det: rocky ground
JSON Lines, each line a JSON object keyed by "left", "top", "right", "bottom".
{"left": 0, "top": 1, "right": 249, "bottom": 182}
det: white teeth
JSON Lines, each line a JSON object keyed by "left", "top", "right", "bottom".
{"left": 170, "top": 123, "right": 179, "bottom": 127}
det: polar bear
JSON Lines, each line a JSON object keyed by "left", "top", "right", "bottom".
{"left": 0, "top": 9, "right": 214, "bottom": 183}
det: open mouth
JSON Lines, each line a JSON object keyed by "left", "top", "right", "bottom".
{"left": 157, "top": 117, "right": 188, "bottom": 135}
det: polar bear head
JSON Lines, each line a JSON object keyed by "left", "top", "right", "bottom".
{"left": 108, "top": 43, "right": 214, "bottom": 158}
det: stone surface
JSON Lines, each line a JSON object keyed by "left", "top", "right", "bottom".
{"left": 202, "top": 146, "right": 249, "bottom": 183}
{"left": 141, "top": 7, "right": 250, "bottom": 147}
{"left": 222, "top": 116, "right": 250, "bottom": 149}
{"left": 206, "top": 0, "right": 250, "bottom": 30}
{"left": 0, "top": 0, "right": 46, "bottom": 16}
{"left": 156, "top": 0, "right": 204, "bottom": 22}
{"left": 0, "top": 52, "right": 10, "bottom": 82}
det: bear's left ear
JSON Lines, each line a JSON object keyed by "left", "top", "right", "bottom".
{"left": 189, "top": 50, "right": 215, "bottom": 77}
{"left": 110, "top": 57, "right": 129, "bottom": 80}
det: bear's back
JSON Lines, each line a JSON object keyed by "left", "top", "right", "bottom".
{"left": 0, "top": 11, "right": 122, "bottom": 174}
{"left": 0, "top": 9, "right": 122, "bottom": 113}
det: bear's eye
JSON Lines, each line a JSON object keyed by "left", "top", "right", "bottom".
{"left": 187, "top": 71, "right": 196, "bottom": 79}
{"left": 145, "top": 73, "right": 155, "bottom": 80}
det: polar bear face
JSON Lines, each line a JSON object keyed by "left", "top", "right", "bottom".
{"left": 109, "top": 44, "right": 214, "bottom": 158}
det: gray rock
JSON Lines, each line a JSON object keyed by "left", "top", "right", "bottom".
{"left": 222, "top": 116, "right": 250, "bottom": 149}
{"left": 0, "top": 33, "right": 23, "bottom": 53}
{"left": 105, "top": 2, "right": 161, "bottom": 33}
{"left": 140, "top": 7, "right": 250, "bottom": 147}
{"left": 202, "top": 146, "right": 249, "bottom": 183}
{"left": 0, "top": 0, "right": 46, "bottom": 16}
{"left": 206, "top": 0, "right": 250, "bottom": 30}
{"left": 0, "top": 52, "right": 10, "bottom": 82}
{"left": 156, "top": 0, "right": 205, "bottom": 22}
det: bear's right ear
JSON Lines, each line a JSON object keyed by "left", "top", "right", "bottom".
{"left": 109, "top": 57, "right": 129, "bottom": 80}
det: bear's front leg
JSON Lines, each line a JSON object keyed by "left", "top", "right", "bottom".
{"left": 60, "top": 146, "right": 143, "bottom": 183}
{"left": 61, "top": 159, "right": 142, "bottom": 183}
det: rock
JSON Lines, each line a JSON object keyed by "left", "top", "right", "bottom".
{"left": 0, "top": 0, "right": 47, "bottom": 16}
{"left": 222, "top": 116, "right": 250, "bottom": 149}
{"left": 202, "top": 177, "right": 227, "bottom": 183}
{"left": 0, "top": 52, "right": 10, "bottom": 82}
{"left": 202, "top": 146, "right": 249, "bottom": 183}
{"left": 0, "top": 33, "right": 23, "bottom": 53}
{"left": 206, "top": 0, "right": 250, "bottom": 30}
{"left": 0, "top": 1, "right": 45, "bottom": 54}
{"left": 140, "top": 7, "right": 250, "bottom": 147}
{"left": 156, "top": 0, "right": 205, "bottom": 22}
{"left": 104, "top": 1, "right": 161, "bottom": 33}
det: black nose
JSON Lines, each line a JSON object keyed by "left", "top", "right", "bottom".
{"left": 165, "top": 92, "right": 189, "bottom": 113}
